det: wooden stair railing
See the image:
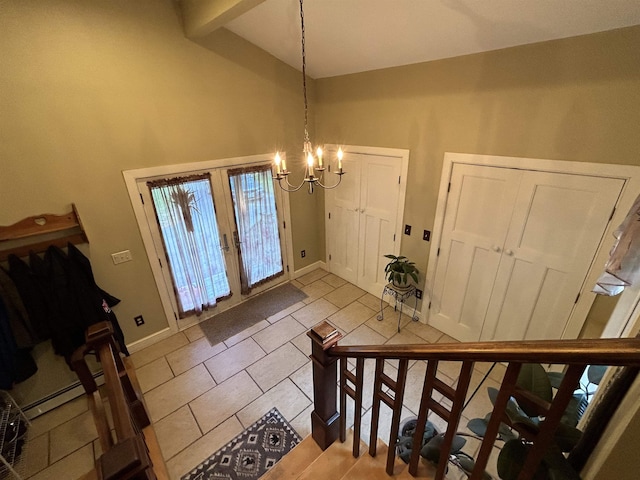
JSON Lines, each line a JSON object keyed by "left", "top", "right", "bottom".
{"left": 308, "top": 321, "right": 640, "bottom": 480}
{"left": 71, "top": 322, "right": 167, "bottom": 480}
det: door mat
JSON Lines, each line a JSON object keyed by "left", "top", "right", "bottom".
{"left": 181, "top": 408, "right": 301, "bottom": 480}
{"left": 200, "top": 283, "right": 307, "bottom": 346}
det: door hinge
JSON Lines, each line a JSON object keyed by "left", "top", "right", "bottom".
{"left": 139, "top": 193, "right": 144, "bottom": 204}
{"left": 609, "top": 207, "right": 616, "bottom": 222}
{"left": 283, "top": 221, "right": 286, "bottom": 229}
{"left": 428, "top": 301, "right": 431, "bottom": 309}
{"left": 174, "top": 312, "right": 178, "bottom": 320}
{"left": 158, "top": 258, "right": 162, "bottom": 268}
{"left": 329, "top": 254, "right": 332, "bottom": 261}
{"left": 575, "top": 292, "right": 581, "bottom": 304}
{"left": 447, "top": 182, "right": 451, "bottom": 193}
{"left": 398, "top": 176, "right": 401, "bottom": 184}
{"left": 437, "top": 247, "right": 440, "bottom": 256}
{"left": 328, "top": 212, "right": 331, "bottom": 219}
{"left": 286, "top": 265, "right": 289, "bottom": 272}
{"left": 393, "top": 234, "right": 396, "bottom": 242}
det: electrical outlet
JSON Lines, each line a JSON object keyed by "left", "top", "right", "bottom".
{"left": 404, "top": 225, "right": 412, "bottom": 235}
{"left": 134, "top": 315, "right": 144, "bottom": 326}
{"left": 423, "top": 230, "right": 431, "bottom": 241}
{"left": 111, "top": 250, "right": 133, "bottom": 265}
{"left": 415, "top": 289, "right": 423, "bottom": 299}
{"left": 301, "top": 250, "right": 306, "bottom": 258}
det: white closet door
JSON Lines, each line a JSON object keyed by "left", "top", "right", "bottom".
{"left": 480, "top": 172, "right": 624, "bottom": 341}
{"left": 327, "top": 158, "right": 361, "bottom": 284}
{"left": 429, "top": 164, "right": 522, "bottom": 341}
{"left": 326, "top": 151, "right": 402, "bottom": 295}
{"left": 357, "top": 155, "right": 402, "bottom": 294}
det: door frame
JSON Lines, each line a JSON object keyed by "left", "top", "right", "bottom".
{"left": 426, "top": 152, "right": 640, "bottom": 340}
{"left": 123, "top": 153, "right": 294, "bottom": 333}
{"left": 324, "top": 144, "right": 410, "bottom": 296}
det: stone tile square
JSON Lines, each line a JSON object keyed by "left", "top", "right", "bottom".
{"left": 365, "top": 306, "right": 412, "bottom": 339}
{"left": 183, "top": 324, "right": 206, "bottom": 342}
{"left": 49, "top": 410, "right": 98, "bottom": 463}
{"left": 291, "top": 331, "right": 313, "bottom": 357}
{"left": 29, "top": 443, "right": 94, "bottom": 480}
{"left": 322, "top": 273, "right": 348, "bottom": 288}
{"left": 328, "top": 301, "right": 376, "bottom": 333}
{"left": 297, "top": 269, "right": 329, "bottom": 285}
{"left": 145, "top": 364, "right": 215, "bottom": 422}
{"left": 289, "top": 361, "right": 314, "bottom": 401}
{"left": 18, "top": 432, "right": 49, "bottom": 478}
{"left": 340, "top": 324, "right": 387, "bottom": 347}
{"left": 29, "top": 395, "right": 89, "bottom": 438}
{"left": 237, "top": 378, "right": 311, "bottom": 428}
{"left": 252, "top": 316, "right": 307, "bottom": 353}
{"left": 404, "top": 321, "right": 444, "bottom": 343}
{"left": 166, "top": 336, "right": 227, "bottom": 376}
{"left": 154, "top": 405, "right": 202, "bottom": 460}
{"left": 130, "top": 332, "right": 189, "bottom": 368}
{"left": 290, "top": 404, "right": 314, "bottom": 439}
{"left": 247, "top": 343, "right": 309, "bottom": 391}
{"left": 167, "top": 416, "right": 244, "bottom": 480}
{"left": 136, "top": 356, "right": 174, "bottom": 393}
{"left": 291, "top": 298, "right": 339, "bottom": 328}
{"left": 204, "top": 338, "right": 265, "bottom": 383}
{"left": 300, "top": 279, "right": 335, "bottom": 304}
{"left": 190, "top": 370, "right": 262, "bottom": 433}
{"left": 324, "top": 283, "right": 366, "bottom": 309}
{"left": 358, "top": 292, "right": 384, "bottom": 312}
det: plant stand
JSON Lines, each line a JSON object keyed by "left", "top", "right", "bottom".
{"left": 377, "top": 283, "right": 419, "bottom": 332}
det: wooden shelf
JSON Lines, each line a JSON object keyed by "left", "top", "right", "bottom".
{"left": 0, "top": 204, "right": 89, "bottom": 261}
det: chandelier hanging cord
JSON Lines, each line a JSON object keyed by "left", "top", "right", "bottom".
{"left": 272, "top": 0, "right": 345, "bottom": 194}
{"left": 300, "top": 0, "right": 310, "bottom": 146}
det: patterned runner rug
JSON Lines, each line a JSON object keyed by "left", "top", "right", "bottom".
{"left": 181, "top": 408, "right": 301, "bottom": 480}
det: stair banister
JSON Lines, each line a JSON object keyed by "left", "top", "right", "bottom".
{"left": 308, "top": 321, "right": 640, "bottom": 479}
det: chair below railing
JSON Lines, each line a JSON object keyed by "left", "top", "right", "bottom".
{"left": 308, "top": 321, "right": 640, "bottom": 480}
{"left": 72, "top": 322, "right": 167, "bottom": 480}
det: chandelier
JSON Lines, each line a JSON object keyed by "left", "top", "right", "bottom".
{"left": 273, "top": 0, "right": 345, "bottom": 194}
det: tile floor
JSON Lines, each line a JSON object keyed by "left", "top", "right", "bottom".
{"left": 15, "top": 269, "right": 507, "bottom": 480}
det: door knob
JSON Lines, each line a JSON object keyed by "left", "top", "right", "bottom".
{"left": 505, "top": 249, "right": 514, "bottom": 256}
{"left": 492, "top": 245, "right": 501, "bottom": 253}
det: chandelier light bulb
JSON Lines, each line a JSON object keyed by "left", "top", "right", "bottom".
{"left": 337, "top": 148, "right": 343, "bottom": 171}
{"left": 316, "top": 147, "right": 323, "bottom": 168}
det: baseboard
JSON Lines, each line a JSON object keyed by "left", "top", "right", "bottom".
{"left": 292, "top": 260, "right": 327, "bottom": 279}
{"left": 126, "top": 327, "right": 175, "bottom": 354}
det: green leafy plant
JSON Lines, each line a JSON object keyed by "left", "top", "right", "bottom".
{"left": 467, "top": 364, "right": 584, "bottom": 480}
{"left": 384, "top": 254, "right": 419, "bottom": 286}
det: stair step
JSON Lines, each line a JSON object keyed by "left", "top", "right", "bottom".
{"left": 260, "top": 436, "right": 323, "bottom": 480}
{"left": 296, "top": 431, "right": 366, "bottom": 480}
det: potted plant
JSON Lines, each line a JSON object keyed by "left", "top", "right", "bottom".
{"left": 384, "top": 254, "right": 419, "bottom": 289}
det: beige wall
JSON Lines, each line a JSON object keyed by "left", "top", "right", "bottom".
{"left": 0, "top": 0, "right": 321, "bottom": 343}
{"left": 315, "top": 26, "right": 640, "bottom": 326}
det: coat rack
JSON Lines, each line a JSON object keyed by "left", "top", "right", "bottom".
{"left": 0, "top": 204, "right": 89, "bottom": 261}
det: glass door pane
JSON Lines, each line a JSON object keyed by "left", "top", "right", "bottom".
{"left": 227, "top": 165, "right": 285, "bottom": 294}
{"left": 148, "top": 175, "right": 231, "bottom": 318}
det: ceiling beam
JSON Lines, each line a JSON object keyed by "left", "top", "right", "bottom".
{"left": 180, "top": 0, "right": 266, "bottom": 38}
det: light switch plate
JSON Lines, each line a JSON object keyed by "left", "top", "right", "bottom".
{"left": 111, "top": 250, "right": 132, "bottom": 265}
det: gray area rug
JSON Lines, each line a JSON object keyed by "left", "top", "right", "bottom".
{"left": 181, "top": 408, "right": 301, "bottom": 480}
{"left": 200, "top": 283, "right": 307, "bottom": 345}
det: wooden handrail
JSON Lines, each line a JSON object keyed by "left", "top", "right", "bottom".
{"left": 308, "top": 321, "right": 640, "bottom": 480}
{"left": 329, "top": 337, "right": 640, "bottom": 365}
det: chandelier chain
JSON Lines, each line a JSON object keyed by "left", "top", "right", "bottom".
{"left": 299, "top": 0, "right": 310, "bottom": 145}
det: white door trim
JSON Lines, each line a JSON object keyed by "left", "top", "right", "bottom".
{"left": 427, "top": 152, "right": 640, "bottom": 340}
{"left": 323, "top": 144, "right": 410, "bottom": 294}
{"left": 122, "top": 153, "right": 294, "bottom": 333}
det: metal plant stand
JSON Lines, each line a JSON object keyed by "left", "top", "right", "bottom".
{"left": 377, "top": 283, "right": 419, "bottom": 332}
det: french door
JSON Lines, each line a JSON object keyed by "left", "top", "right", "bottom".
{"left": 136, "top": 159, "right": 289, "bottom": 329}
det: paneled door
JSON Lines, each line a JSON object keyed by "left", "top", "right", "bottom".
{"left": 326, "top": 150, "right": 404, "bottom": 296}
{"left": 429, "top": 163, "right": 623, "bottom": 342}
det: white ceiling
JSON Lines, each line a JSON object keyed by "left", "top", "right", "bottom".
{"left": 224, "top": 0, "right": 640, "bottom": 79}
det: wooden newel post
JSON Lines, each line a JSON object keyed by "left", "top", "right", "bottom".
{"left": 308, "top": 321, "right": 342, "bottom": 450}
